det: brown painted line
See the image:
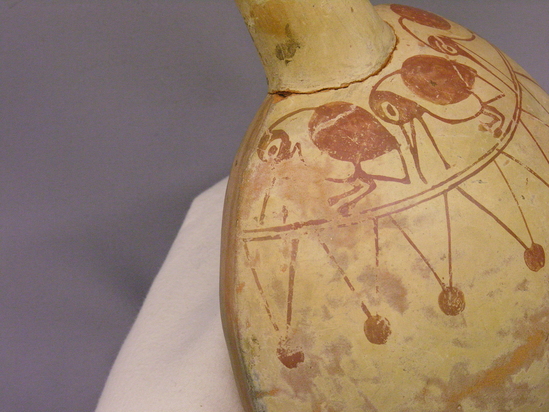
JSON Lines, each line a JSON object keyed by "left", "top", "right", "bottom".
{"left": 497, "top": 49, "right": 522, "bottom": 138}
{"left": 361, "top": 302, "right": 372, "bottom": 319}
{"left": 320, "top": 241, "right": 355, "bottom": 292}
{"left": 243, "top": 241, "right": 280, "bottom": 332}
{"left": 343, "top": 275, "right": 355, "bottom": 292}
{"left": 282, "top": 205, "right": 289, "bottom": 224}
{"left": 259, "top": 177, "right": 276, "bottom": 225}
{"left": 450, "top": 32, "right": 477, "bottom": 42}
{"left": 475, "top": 73, "right": 506, "bottom": 96}
{"left": 417, "top": 115, "right": 450, "bottom": 169}
{"left": 370, "top": 136, "right": 511, "bottom": 217}
{"left": 456, "top": 186, "right": 528, "bottom": 250}
{"left": 337, "top": 183, "right": 376, "bottom": 216}
{"left": 328, "top": 184, "right": 362, "bottom": 206}
{"left": 374, "top": 217, "right": 380, "bottom": 267}
{"left": 426, "top": 104, "right": 485, "bottom": 126}
{"left": 374, "top": 52, "right": 522, "bottom": 220}
{"left": 243, "top": 129, "right": 516, "bottom": 239}
{"left": 251, "top": 267, "right": 279, "bottom": 332}
{"left": 286, "top": 239, "right": 299, "bottom": 328}
{"left": 507, "top": 51, "right": 523, "bottom": 99}
{"left": 470, "top": 54, "right": 515, "bottom": 92}
{"left": 402, "top": 120, "right": 428, "bottom": 184}
{"left": 520, "top": 82, "right": 549, "bottom": 118}
{"left": 521, "top": 118, "right": 549, "bottom": 166}
{"left": 444, "top": 192, "right": 453, "bottom": 288}
{"left": 243, "top": 219, "right": 330, "bottom": 234}
{"left": 336, "top": 221, "right": 360, "bottom": 229}
{"left": 248, "top": 235, "right": 282, "bottom": 242}
{"left": 483, "top": 93, "right": 506, "bottom": 105}
{"left": 501, "top": 151, "right": 549, "bottom": 189}
{"left": 522, "top": 109, "right": 549, "bottom": 129}
{"left": 239, "top": 49, "right": 522, "bottom": 240}
{"left": 458, "top": 42, "right": 516, "bottom": 92}
{"left": 389, "top": 215, "right": 445, "bottom": 289}
{"left": 516, "top": 71, "right": 542, "bottom": 89}
{"left": 266, "top": 106, "right": 318, "bottom": 132}
{"left": 398, "top": 17, "right": 436, "bottom": 53}
{"left": 374, "top": 139, "right": 507, "bottom": 220}
{"left": 495, "top": 159, "right": 534, "bottom": 244}
{"left": 258, "top": 193, "right": 270, "bottom": 226}
{"left": 241, "top": 128, "right": 517, "bottom": 241}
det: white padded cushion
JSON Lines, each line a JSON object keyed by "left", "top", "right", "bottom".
{"left": 96, "top": 177, "right": 244, "bottom": 412}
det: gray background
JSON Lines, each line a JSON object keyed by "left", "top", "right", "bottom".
{"left": 2, "top": 1, "right": 548, "bottom": 411}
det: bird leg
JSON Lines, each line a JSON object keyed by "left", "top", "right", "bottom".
{"left": 337, "top": 180, "right": 377, "bottom": 216}
{"left": 327, "top": 184, "right": 363, "bottom": 206}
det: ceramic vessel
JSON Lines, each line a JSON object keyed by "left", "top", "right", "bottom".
{"left": 221, "top": 2, "right": 549, "bottom": 411}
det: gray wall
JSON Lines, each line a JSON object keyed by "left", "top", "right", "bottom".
{"left": 2, "top": 1, "right": 548, "bottom": 411}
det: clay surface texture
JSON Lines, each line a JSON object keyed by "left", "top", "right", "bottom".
{"left": 221, "top": 5, "right": 549, "bottom": 411}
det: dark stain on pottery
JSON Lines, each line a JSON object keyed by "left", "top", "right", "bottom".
{"left": 275, "top": 24, "right": 300, "bottom": 64}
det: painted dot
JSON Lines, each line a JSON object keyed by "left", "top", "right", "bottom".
{"left": 364, "top": 315, "right": 392, "bottom": 345}
{"left": 277, "top": 346, "right": 305, "bottom": 369}
{"left": 524, "top": 243, "right": 545, "bottom": 272}
{"left": 439, "top": 286, "right": 465, "bottom": 316}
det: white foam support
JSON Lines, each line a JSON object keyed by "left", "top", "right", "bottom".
{"left": 96, "top": 177, "right": 244, "bottom": 412}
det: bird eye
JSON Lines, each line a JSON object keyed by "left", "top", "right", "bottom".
{"left": 257, "top": 129, "right": 292, "bottom": 162}
{"left": 381, "top": 101, "right": 400, "bottom": 122}
{"left": 429, "top": 36, "right": 458, "bottom": 55}
{"left": 441, "top": 44, "right": 457, "bottom": 54}
{"left": 257, "top": 131, "right": 280, "bottom": 161}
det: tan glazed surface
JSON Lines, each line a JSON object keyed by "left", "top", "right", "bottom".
{"left": 221, "top": 3, "right": 549, "bottom": 411}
